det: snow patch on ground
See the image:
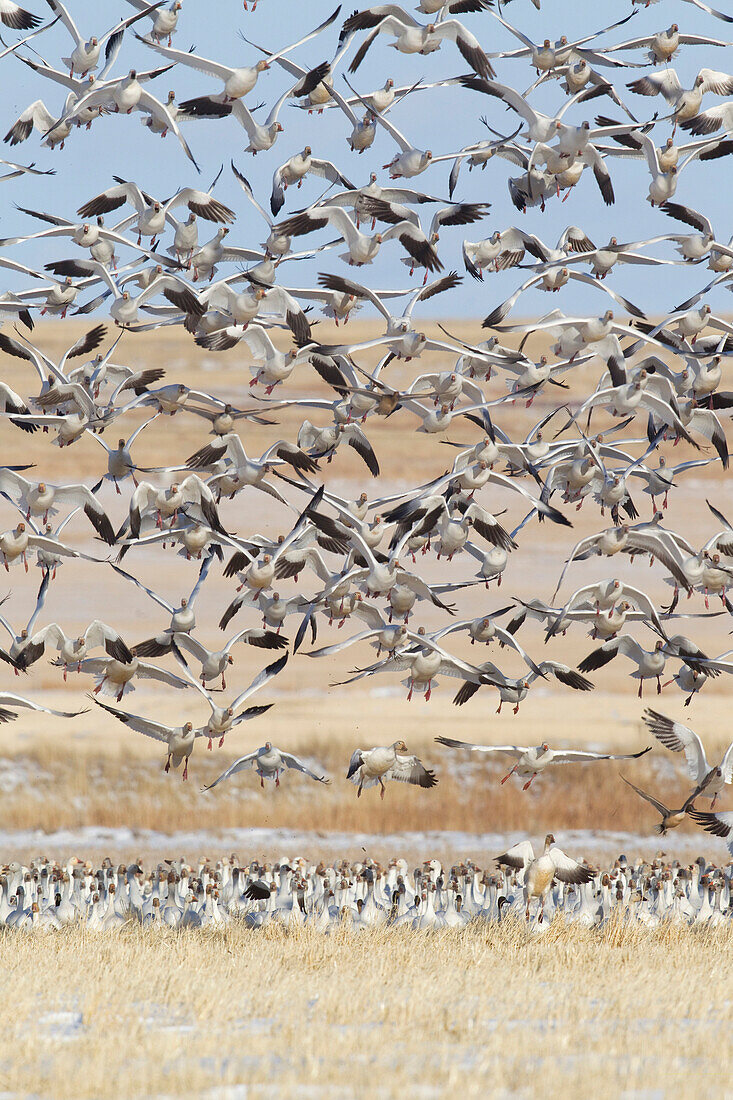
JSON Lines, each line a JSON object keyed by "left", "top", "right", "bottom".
{"left": 0, "top": 825, "right": 723, "bottom": 863}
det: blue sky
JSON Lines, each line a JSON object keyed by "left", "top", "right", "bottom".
{"left": 1, "top": 0, "right": 732, "bottom": 321}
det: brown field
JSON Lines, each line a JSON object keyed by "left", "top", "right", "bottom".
{"left": 2, "top": 920, "right": 732, "bottom": 1099}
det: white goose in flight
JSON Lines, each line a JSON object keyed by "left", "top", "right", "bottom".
{"left": 435, "top": 737, "right": 651, "bottom": 790}
{"left": 173, "top": 652, "right": 288, "bottom": 748}
{"left": 135, "top": 8, "right": 341, "bottom": 100}
{"left": 642, "top": 708, "right": 733, "bottom": 807}
{"left": 202, "top": 742, "right": 329, "bottom": 790}
{"left": 347, "top": 739, "right": 437, "bottom": 798}
{"left": 91, "top": 696, "right": 200, "bottom": 780}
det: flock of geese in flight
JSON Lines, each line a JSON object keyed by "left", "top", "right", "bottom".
{"left": 1, "top": 0, "right": 733, "bottom": 896}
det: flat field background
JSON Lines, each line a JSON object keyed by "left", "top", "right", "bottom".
{"left": 2, "top": 320, "right": 733, "bottom": 1099}
{"left": 2, "top": 922, "right": 732, "bottom": 1100}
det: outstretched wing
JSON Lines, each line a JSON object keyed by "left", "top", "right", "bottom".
{"left": 279, "top": 750, "right": 330, "bottom": 784}
{"left": 548, "top": 847, "right": 594, "bottom": 884}
{"left": 201, "top": 752, "right": 259, "bottom": 791}
{"left": 642, "top": 708, "right": 709, "bottom": 781}
{"left": 549, "top": 746, "right": 651, "bottom": 763}
{"left": 621, "top": 775, "right": 669, "bottom": 817}
{"left": 435, "top": 735, "right": 527, "bottom": 757}
{"left": 686, "top": 809, "right": 733, "bottom": 854}
{"left": 346, "top": 749, "right": 365, "bottom": 780}
{"left": 90, "top": 695, "right": 175, "bottom": 740}
{"left": 495, "top": 839, "right": 534, "bottom": 870}
{"left": 386, "top": 753, "right": 437, "bottom": 788}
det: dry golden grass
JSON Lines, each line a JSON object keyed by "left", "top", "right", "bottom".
{"left": 0, "top": 714, "right": 724, "bottom": 842}
{"left": 1, "top": 919, "right": 730, "bottom": 1099}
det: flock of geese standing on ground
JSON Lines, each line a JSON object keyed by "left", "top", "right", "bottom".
{"left": 0, "top": 0, "right": 732, "bottom": 895}
{"left": 2, "top": 842, "right": 733, "bottom": 931}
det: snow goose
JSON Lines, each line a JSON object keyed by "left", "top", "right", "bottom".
{"left": 122, "top": 474, "right": 223, "bottom": 541}
{"left": 491, "top": 9, "right": 638, "bottom": 71}
{"left": 637, "top": 131, "right": 724, "bottom": 205}
{"left": 0, "top": 470, "right": 115, "bottom": 544}
{"left": 0, "top": 576, "right": 99, "bottom": 672}
{"left": 270, "top": 144, "right": 355, "bottom": 216}
{"left": 47, "top": 0, "right": 166, "bottom": 75}
{"left": 346, "top": 739, "right": 437, "bottom": 799}
{"left": 552, "top": 519, "right": 697, "bottom": 599}
{"left": 326, "top": 172, "right": 447, "bottom": 227}
{"left": 184, "top": 434, "right": 316, "bottom": 505}
{"left": 241, "top": 20, "right": 358, "bottom": 114}
{"left": 276, "top": 204, "right": 386, "bottom": 267}
{"left": 607, "top": 23, "right": 733, "bottom": 66}
{"left": 65, "top": 652, "right": 190, "bottom": 700}
{"left": 296, "top": 418, "right": 380, "bottom": 476}
{"left": 313, "top": 272, "right": 461, "bottom": 348}
{"left": 457, "top": 75, "right": 616, "bottom": 144}
{"left": 174, "top": 653, "right": 287, "bottom": 746}
{"left": 305, "top": 618, "right": 408, "bottom": 661}
{"left": 86, "top": 263, "right": 203, "bottom": 328}
{"left": 627, "top": 67, "right": 733, "bottom": 127}
{"left": 447, "top": 128, "right": 527, "bottom": 199}
{"left": 657, "top": 200, "right": 733, "bottom": 264}
{"left": 314, "top": 83, "right": 378, "bottom": 155}
{"left": 342, "top": 8, "right": 494, "bottom": 78}
{"left": 134, "top": 8, "right": 341, "bottom": 100}
{"left": 546, "top": 579, "right": 666, "bottom": 640}
{"left": 0, "top": 209, "right": 160, "bottom": 270}
{"left": 48, "top": 622, "right": 134, "bottom": 679}
{"left": 385, "top": 464, "right": 570, "bottom": 530}
{"left": 179, "top": 85, "right": 290, "bottom": 154}
{"left": 335, "top": 626, "right": 450, "bottom": 700}
{"left": 203, "top": 742, "right": 330, "bottom": 790}
{"left": 578, "top": 637, "right": 668, "bottom": 696}
{"left": 124, "top": 0, "right": 181, "bottom": 45}
{"left": 2, "top": 90, "right": 89, "bottom": 152}
{"left": 52, "top": 73, "right": 198, "bottom": 167}
{"left": 482, "top": 269, "right": 644, "bottom": 328}
{"left": 621, "top": 774, "right": 712, "bottom": 835}
{"left": 436, "top": 736, "right": 649, "bottom": 789}
{"left": 300, "top": 75, "right": 411, "bottom": 115}
{"left": 167, "top": 627, "right": 287, "bottom": 686}
{"left": 336, "top": 83, "right": 463, "bottom": 179}
{"left": 112, "top": 552, "right": 212, "bottom": 653}
{"left": 77, "top": 179, "right": 234, "bottom": 245}
{"left": 642, "top": 708, "right": 733, "bottom": 806}
{"left": 0, "top": 521, "right": 90, "bottom": 571}
{"left": 462, "top": 227, "right": 544, "bottom": 279}
{"left": 220, "top": 589, "right": 309, "bottom": 635}
{"left": 90, "top": 697, "right": 198, "bottom": 779}
{"left": 496, "top": 834, "right": 594, "bottom": 922}
{"left": 83, "top": 416, "right": 161, "bottom": 491}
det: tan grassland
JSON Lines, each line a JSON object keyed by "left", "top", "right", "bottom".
{"left": 1, "top": 920, "right": 732, "bottom": 1099}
